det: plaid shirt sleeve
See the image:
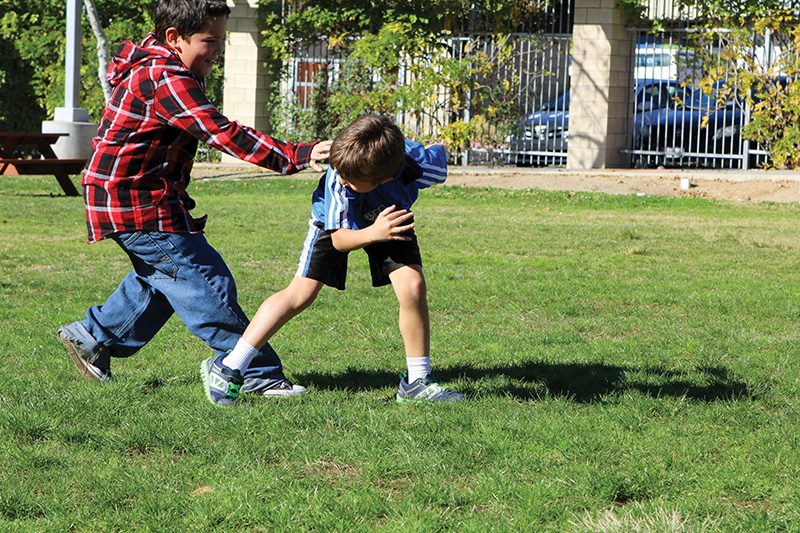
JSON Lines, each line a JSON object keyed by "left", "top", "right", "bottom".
{"left": 152, "top": 69, "right": 316, "bottom": 173}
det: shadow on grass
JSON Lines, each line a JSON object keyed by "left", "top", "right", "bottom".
{"left": 0, "top": 192, "right": 70, "bottom": 198}
{"left": 293, "top": 362, "right": 754, "bottom": 403}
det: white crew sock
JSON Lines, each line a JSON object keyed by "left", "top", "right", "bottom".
{"left": 406, "top": 356, "right": 431, "bottom": 383}
{"left": 222, "top": 338, "right": 260, "bottom": 372}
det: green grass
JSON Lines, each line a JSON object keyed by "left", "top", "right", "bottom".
{"left": 1, "top": 173, "right": 799, "bottom": 531}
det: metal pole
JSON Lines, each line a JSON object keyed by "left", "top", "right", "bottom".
{"left": 64, "top": 0, "right": 82, "bottom": 111}
{"left": 41, "top": 0, "right": 93, "bottom": 158}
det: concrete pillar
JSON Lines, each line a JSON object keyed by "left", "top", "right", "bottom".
{"left": 42, "top": 0, "right": 97, "bottom": 159}
{"left": 222, "top": 0, "right": 272, "bottom": 164}
{"left": 567, "top": 0, "right": 633, "bottom": 169}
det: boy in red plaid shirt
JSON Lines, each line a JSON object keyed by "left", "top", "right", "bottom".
{"left": 58, "top": 0, "right": 330, "bottom": 399}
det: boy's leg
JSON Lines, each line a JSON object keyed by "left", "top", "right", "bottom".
{"left": 82, "top": 270, "right": 174, "bottom": 357}
{"left": 388, "top": 265, "right": 430, "bottom": 363}
{"left": 244, "top": 276, "right": 324, "bottom": 348}
{"left": 125, "top": 231, "right": 293, "bottom": 390}
{"left": 239, "top": 223, "right": 346, "bottom": 395}
{"left": 67, "top": 230, "right": 290, "bottom": 391}
{"left": 223, "top": 276, "right": 322, "bottom": 371}
{"left": 219, "top": 276, "right": 322, "bottom": 398}
{"left": 59, "top": 232, "right": 177, "bottom": 381}
{"left": 388, "top": 265, "right": 463, "bottom": 402}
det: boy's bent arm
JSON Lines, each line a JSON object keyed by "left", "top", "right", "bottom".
{"left": 329, "top": 228, "right": 375, "bottom": 252}
{"left": 152, "top": 71, "right": 314, "bottom": 174}
{"left": 330, "top": 206, "right": 415, "bottom": 252}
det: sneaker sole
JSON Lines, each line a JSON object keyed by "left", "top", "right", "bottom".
{"left": 261, "top": 385, "right": 307, "bottom": 398}
{"left": 200, "top": 358, "right": 217, "bottom": 406}
{"left": 396, "top": 394, "right": 464, "bottom": 403}
{"left": 58, "top": 329, "right": 106, "bottom": 382}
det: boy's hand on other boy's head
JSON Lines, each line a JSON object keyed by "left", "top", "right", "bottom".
{"left": 310, "top": 140, "right": 333, "bottom": 171}
{"left": 369, "top": 205, "right": 414, "bottom": 243}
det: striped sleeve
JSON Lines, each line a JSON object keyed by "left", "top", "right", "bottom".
{"left": 404, "top": 140, "right": 447, "bottom": 189}
{"left": 323, "top": 168, "right": 354, "bottom": 230}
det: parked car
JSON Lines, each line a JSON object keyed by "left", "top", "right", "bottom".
{"left": 632, "top": 81, "right": 744, "bottom": 166}
{"left": 508, "top": 80, "right": 683, "bottom": 166}
{"left": 635, "top": 77, "right": 788, "bottom": 167}
{"left": 506, "top": 92, "right": 570, "bottom": 165}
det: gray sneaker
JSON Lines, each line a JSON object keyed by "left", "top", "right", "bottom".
{"left": 201, "top": 355, "right": 244, "bottom": 406}
{"left": 259, "top": 379, "right": 307, "bottom": 397}
{"left": 396, "top": 374, "right": 464, "bottom": 403}
{"left": 57, "top": 323, "right": 112, "bottom": 382}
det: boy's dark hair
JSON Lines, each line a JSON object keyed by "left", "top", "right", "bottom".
{"left": 155, "top": 0, "right": 231, "bottom": 42}
{"left": 330, "top": 115, "right": 405, "bottom": 185}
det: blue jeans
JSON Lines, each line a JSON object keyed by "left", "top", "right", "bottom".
{"left": 78, "top": 231, "right": 286, "bottom": 391}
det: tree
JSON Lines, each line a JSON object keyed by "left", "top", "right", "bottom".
{"left": 84, "top": 0, "right": 111, "bottom": 102}
{"left": 0, "top": 0, "right": 224, "bottom": 127}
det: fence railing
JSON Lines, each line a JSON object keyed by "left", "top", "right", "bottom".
{"left": 274, "top": 1, "right": 791, "bottom": 169}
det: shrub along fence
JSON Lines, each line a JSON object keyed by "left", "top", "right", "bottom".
{"left": 269, "top": 0, "right": 799, "bottom": 169}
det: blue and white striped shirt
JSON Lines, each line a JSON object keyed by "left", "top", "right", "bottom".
{"left": 310, "top": 139, "right": 447, "bottom": 231}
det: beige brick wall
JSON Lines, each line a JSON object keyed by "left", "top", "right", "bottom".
{"left": 221, "top": 1, "right": 271, "bottom": 164}
{"left": 567, "top": 0, "right": 633, "bottom": 169}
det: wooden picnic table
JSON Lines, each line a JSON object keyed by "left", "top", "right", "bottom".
{"left": 0, "top": 131, "right": 86, "bottom": 196}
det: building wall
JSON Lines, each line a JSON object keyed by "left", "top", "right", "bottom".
{"left": 222, "top": 0, "right": 271, "bottom": 164}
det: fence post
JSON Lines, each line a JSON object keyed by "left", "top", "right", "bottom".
{"left": 221, "top": 1, "right": 273, "bottom": 164}
{"left": 567, "top": 0, "right": 633, "bottom": 169}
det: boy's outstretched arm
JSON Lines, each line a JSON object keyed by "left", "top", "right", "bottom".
{"left": 330, "top": 205, "right": 415, "bottom": 252}
{"left": 406, "top": 140, "right": 448, "bottom": 189}
{"left": 152, "top": 71, "right": 329, "bottom": 174}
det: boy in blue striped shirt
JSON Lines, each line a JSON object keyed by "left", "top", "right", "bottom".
{"left": 201, "top": 114, "right": 463, "bottom": 404}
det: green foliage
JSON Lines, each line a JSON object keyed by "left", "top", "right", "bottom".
{"left": 740, "top": 27, "right": 800, "bottom": 169}
{"left": 615, "top": 0, "right": 649, "bottom": 26}
{"left": 0, "top": 0, "right": 225, "bottom": 129}
{"left": 620, "top": 0, "right": 798, "bottom": 27}
{"left": 259, "top": 0, "right": 544, "bottom": 52}
{"left": 625, "top": 0, "right": 800, "bottom": 168}
{"left": 262, "top": 1, "right": 545, "bottom": 159}
{"left": 681, "top": 16, "right": 800, "bottom": 168}
{"left": 682, "top": 0, "right": 797, "bottom": 26}
{"left": 0, "top": 37, "right": 44, "bottom": 130}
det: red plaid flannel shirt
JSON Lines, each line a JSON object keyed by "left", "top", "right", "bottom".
{"left": 82, "top": 33, "right": 316, "bottom": 243}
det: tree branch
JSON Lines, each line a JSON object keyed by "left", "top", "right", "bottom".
{"left": 84, "top": 0, "right": 111, "bottom": 102}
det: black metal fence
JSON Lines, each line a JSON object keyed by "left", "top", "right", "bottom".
{"left": 622, "top": 0, "right": 790, "bottom": 169}
{"left": 274, "top": 0, "right": 792, "bottom": 169}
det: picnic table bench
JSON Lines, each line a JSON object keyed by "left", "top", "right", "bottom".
{"left": 0, "top": 132, "right": 86, "bottom": 196}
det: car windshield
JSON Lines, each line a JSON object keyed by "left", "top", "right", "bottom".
{"left": 686, "top": 90, "right": 716, "bottom": 109}
{"left": 541, "top": 93, "right": 569, "bottom": 111}
{"left": 686, "top": 84, "right": 739, "bottom": 109}
{"left": 635, "top": 82, "right": 680, "bottom": 109}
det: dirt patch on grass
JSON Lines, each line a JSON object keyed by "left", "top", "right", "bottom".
{"left": 192, "top": 163, "right": 800, "bottom": 204}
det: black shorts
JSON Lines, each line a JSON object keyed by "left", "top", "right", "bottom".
{"left": 295, "top": 222, "right": 422, "bottom": 290}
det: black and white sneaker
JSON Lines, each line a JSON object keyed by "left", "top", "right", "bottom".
{"left": 260, "top": 379, "right": 307, "bottom": 397}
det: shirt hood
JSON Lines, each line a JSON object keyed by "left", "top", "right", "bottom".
{"left": 107, "top": 32, "right": 181, "bottom": 87}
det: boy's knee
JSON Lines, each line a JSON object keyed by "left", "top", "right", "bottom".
{"left": 410, "top": 275, "right": 427, "bottom": 297}
{"left": 284, "top": 280, "right": 321, "bottom": 311}
{"left": 396, "top": 270, "right": 426, "bottom": 302}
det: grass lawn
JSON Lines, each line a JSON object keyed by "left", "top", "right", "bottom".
{"left": 1, "top": 173, "right": 799, "bottom": 531}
